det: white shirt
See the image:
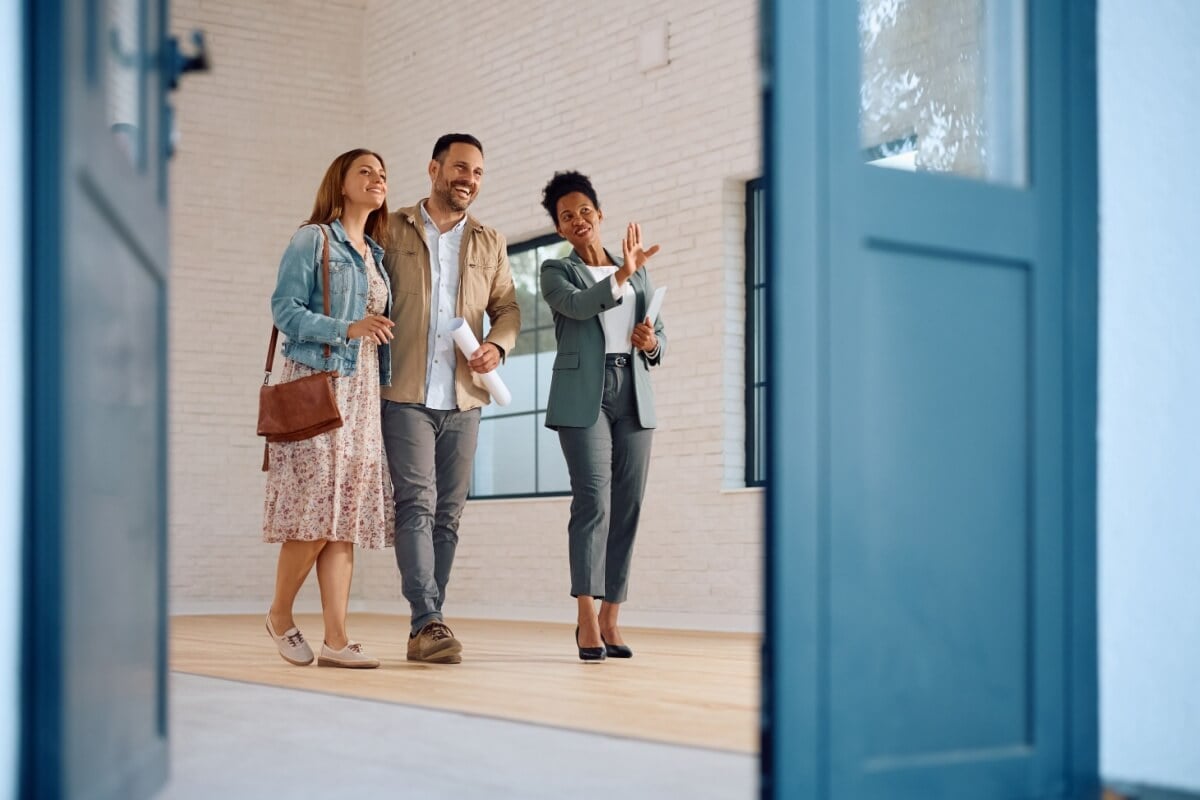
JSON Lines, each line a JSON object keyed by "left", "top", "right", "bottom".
{"left": 585, "top": 265, "right": 636, "bottom": 354}
{"left": 420, "top": 202, "right": 466, "bottom": 410}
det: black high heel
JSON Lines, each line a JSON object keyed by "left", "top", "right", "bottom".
{"left": 601, "top": 634, "right": 633, "bottom": 659}
{"left": 575, "top": 626, "right": 606, "bottom": 661}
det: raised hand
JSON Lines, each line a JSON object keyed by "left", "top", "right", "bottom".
{"left": 347, "top": 314, "right": 394, "bottom": 344}
{"left": 617, "top": 222, "right": 660, "bottom": 284}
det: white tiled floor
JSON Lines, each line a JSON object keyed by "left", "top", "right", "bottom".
{"left": 158, "top": 673, "right": 757, "bottom": 799}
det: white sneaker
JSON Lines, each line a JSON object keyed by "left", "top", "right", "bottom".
{"left": 265, "top": 614, "right": 314, "bottom": 666}
{"left": 317, "top": 641, "right": 380, "bottom": 669}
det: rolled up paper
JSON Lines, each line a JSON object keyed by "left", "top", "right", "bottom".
{"left": 447, "top": 317, "right": 512, "bottom": 406}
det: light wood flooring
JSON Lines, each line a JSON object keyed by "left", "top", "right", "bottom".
{"left": 170, "top": 613, "right": 760, "bottom": 753}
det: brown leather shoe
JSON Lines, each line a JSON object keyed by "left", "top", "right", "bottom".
{"left": 406, "top": 620, "right": 463, "bottom": 664}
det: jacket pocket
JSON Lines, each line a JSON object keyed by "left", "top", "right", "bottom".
{"left": 390, "top": 251, "right": 423, "bottom": 295}
{"left": 319, "top": 259, "right": 354, "bottom": 317}
{"left": 553, "top": 352, "right": 579, "bottom": 370}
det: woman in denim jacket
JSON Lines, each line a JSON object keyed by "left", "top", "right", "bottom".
{"left": 262, "top": 148, "right": 396, "bottom": 669}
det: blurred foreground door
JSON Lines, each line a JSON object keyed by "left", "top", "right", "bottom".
{"left": 764, "top": 2, "right": 1099, "bottom": 798}
{"left": 26, "top": 0, "right": 174, "bottom": 796}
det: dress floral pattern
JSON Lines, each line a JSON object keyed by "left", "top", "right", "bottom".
{"left": 262, "top": 250, "right": 394, "bottom": 549}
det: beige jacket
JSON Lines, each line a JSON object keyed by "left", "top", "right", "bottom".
{"left": 380, "top": 203, "right": 521, "bottom": 411}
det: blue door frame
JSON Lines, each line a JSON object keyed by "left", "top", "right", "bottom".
{"left": 762, "top": 2, "right": 1098, "bottom": 797}
{"left": 23, "top": 0, "right": 173, "bottom": 797}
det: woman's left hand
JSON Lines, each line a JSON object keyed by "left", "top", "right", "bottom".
{"left": 631, "top": 318, "right": 658, "bottom": 353}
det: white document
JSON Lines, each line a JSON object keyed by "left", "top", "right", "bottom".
{"left": 644, "top": 286, "right": 667, "bottom": 324}
{"left": 447, "top": 318, "right": 512, "bottom": 406}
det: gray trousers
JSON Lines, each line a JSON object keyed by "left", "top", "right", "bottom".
{"left": 381, "top": 400, "right": 480, "bottom": 635}
{"left": 557, "top": 358, "right": 653, "bottom": 603}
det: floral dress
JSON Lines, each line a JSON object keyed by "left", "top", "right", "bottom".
{"left": 262, "top": 249, "right": 394, "bottom": 549}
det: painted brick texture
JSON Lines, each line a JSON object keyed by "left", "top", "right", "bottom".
{"left": 169, "top": 0, "right": 763, "bottom": 629}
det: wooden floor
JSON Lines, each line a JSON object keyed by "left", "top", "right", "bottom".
{"left": 171, "top": 614, "right": 760, "bottom": 754}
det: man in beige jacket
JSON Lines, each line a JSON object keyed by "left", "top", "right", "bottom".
{"left": 381, "top": 133, "right": 520, "bottom": 663}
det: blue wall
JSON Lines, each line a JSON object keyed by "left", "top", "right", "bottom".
{"left": 1099, "top": 0, "right": 1200, "bottom": 791}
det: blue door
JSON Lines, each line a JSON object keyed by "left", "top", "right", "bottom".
{"left": 764, "top": 2, "right": 1099, "bottom": 798}
{"left": 24, "top": 0, "right": 187, "bottom": 796}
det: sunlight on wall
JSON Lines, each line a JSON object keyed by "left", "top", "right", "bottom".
{"left": 1099, "top": 0, "right": 1200, "bottom": 791}
{"left": 0, "top": 0, "right": 23, "bottom": 794}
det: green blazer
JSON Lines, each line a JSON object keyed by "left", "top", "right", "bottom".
{"left": 540, "top": 249, "right": 667, "bottom": 430}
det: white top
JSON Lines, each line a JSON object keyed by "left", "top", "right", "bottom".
{"left": 420, "top": 202, "right": 466, "bottom": 410}
{"left": 585, "top": 265, "right": 636, "bottom": 354}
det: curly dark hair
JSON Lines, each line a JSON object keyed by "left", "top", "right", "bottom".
{"left": 540, "top": 170, "right": 601, "bottom": 227}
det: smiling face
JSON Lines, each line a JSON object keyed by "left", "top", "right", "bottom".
{"left": 342, "top": 153, "right": 387, "bottom": 212}
{"left": 554, "top": 191, "right": 604, "bottom": 253}
{"left": 429, "top": 142, "right": 484, "bottom": 213}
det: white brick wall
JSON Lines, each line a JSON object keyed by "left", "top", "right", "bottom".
{"left": 169, "top": 0, "right": 763, "bottom": 631}
{"left": 168, "top": 0, "right": 370, "bottom": 614}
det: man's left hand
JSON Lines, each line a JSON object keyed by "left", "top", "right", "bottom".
{"left": 468, "top": 342, "right": 501, "bottom": 373}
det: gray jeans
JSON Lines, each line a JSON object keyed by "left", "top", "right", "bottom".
{"left": 557, "top": 357, "right": 653, "bottom": 603}
{"left": 381, "top": 400, "right": 480, "bottom": 634}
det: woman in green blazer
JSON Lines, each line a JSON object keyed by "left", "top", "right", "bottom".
{"left": 539, "top": 171, "right": 667, "bottom": 661}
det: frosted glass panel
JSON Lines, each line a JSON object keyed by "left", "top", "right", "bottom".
{"left": 106, "top": 0, "right": 143, "bottom": 167}
{"left": 860, "top": 0, "right": 1026, "bottom": 185}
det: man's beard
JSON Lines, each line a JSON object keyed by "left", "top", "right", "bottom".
{"left": 436, "top": 179, "right": 473, "bottom": 212}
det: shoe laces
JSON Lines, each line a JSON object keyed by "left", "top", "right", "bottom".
{"left": 347, "top": 643, "right": 363, "bottom": 654}
{"left": 285, "top": 630, "right": 306, "bottom": 648}
{"left": 426, "top": 622, "right": 452, "bottom": 641}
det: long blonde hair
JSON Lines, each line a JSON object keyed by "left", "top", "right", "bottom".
{"left": 305, "top": 148, "right": 390, "bottom": 247}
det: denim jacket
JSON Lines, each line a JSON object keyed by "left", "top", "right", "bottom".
{"left": 271, "top": 220, "right": 393, "bottom": 383}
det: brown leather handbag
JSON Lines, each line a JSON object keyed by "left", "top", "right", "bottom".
{"left": 257, "top": 225, "right": 342, "bottom": 469}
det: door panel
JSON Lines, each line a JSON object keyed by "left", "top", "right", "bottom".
{"left": 838, "top": 249, "right": 1032, "bottom": 761}
{"left": 27, "top": 0, "right": 171, "bottom": 797}
{"left": 830, "top": 245, "right": 1040, "bottom": 796}
{"left": 828, "top": 1, "right": 1062, "bottom": 795}
{"left": 764, "top": 1, "right": 1098, "bottom": 798}
{"left": 63, "top": 183, "right": 167, "bottom": 800}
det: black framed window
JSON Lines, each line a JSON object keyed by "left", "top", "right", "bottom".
{"left": 470, "top": 235, "right": 573, "bottom": 498}
{"left": 746, "top": 178, "right": 767, "bottom": 487}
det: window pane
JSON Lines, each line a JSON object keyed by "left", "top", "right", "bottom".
{"left": 509, "top": 328, "right": 538, "bottom": 358}
{"left": 859, "top": 0, "right": 1027, "bottom": 185}
{"left": 745, "top": 179, "right": 768, "bottom": 487}
{"left": 752, "top": 385, "right": 768, "bottom": 485}
{"left": 536, "top": 327, "right": 558, "bottom": 409}
{"left": 473, "top": 416, "right": 536, "bottom": 496}
{"left": 496, "top": 339, "right": 537, "bottom": 415}
{"left": 509, "top": 248, "right": 541, "bottom": 332}
{"left": 476, "top": 236, "right": 577, "bottom": 497}
{"left": 536, "top": 413, "right": 570, "bottom": 493}
{"left": 537, "top": 240, "right": 573, "bottom": 267}
{"left": 753, "top": 285, "right": 767, "bottom": 381}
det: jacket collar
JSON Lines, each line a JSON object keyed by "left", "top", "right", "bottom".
{"left": 328, "top": 218, "right": 349, "bottom": 242}
{"left": 566, "top": 248, "right": 630, "bottom": 289}
{"left": 398, "top": 200, "right": 482, "bottom": 237}
{"left": 324, "top": 218, "right": 384, "bottom": 260}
